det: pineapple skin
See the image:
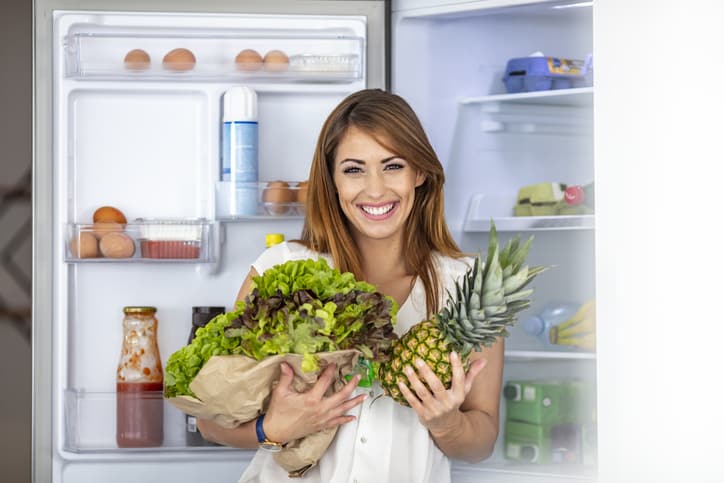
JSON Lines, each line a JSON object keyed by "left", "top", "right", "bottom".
{"left": 378, "top": 320, "right": 470, "bottom": 406}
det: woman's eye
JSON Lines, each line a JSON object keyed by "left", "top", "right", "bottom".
{"left": 384, "top": 163, "right": 404, "bottom": 171}
{"left": 343, "top": 166, "right": 362, "bottom": 174}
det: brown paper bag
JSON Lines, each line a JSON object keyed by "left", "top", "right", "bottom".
{"left": 166, "top": 349, "right": 361, "bottom": 476}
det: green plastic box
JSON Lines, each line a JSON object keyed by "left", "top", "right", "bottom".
{"left": 504, "top": 380, "right": 588, "bottom": 425}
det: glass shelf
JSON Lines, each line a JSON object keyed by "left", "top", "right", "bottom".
{"left": 64, "top": 389, "right": 241, "bottom": 453}
{"left": 64, "top": 219, "right": 216, "bottom": 263}
{"left": 464, "top": 193, "right": 594, "bottom": 232}
{"left": 460, "top": 87, "right": 593, "bottom": 107}
{"left": 505, "top": 350, "right": 596, "bottom": 362}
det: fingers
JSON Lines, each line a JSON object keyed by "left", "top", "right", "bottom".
{"left": 327, "top": 373, "right": 361, "bottom": 406}
{"left": 397, "top": 378, "right": 425, "bottom": 413}
{"left": 413, "top": 358, "right": 447, "bottom": 397}
{"left": 276, "top": 362, "right": 295, "bottom": 392}
{"left": 309, "top": 362, "right": 337, "bottom": 399}
{"left": 404, "top": 363, "right": 434, "bottom": 403}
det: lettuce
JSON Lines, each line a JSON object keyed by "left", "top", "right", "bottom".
{"left": 164, "top": 258, "right": 398, "bottom": 398}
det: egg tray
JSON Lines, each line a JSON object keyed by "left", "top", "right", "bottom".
{"left": 64, "top": 220, "right": 213, "bottom": 262}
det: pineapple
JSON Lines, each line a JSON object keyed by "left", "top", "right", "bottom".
{"left": 378, "top": 222, "right": 547, "bottom": 405}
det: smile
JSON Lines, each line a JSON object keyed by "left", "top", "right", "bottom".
{"left": 359, "top": 202, "right": 398, "bottom": 218}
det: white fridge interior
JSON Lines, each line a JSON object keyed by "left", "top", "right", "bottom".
{"left": 45, "top": 1, "right": 595, "bottom": 482}
{"left": 391, "top": 1, "right": 595, "bottom": 481}
{"left": 52, "top": 9, "right": 373, "bottom": 482}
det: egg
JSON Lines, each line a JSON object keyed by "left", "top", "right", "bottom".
{"left": 263, "top": 50, "right": 289, "bottom": 72}
{"left": 296, "top": 180, "right": 309, "bottom": 214}
{"left": 92, "top": 221, "right": 124, "bottom": 240}
{"left": 235, "top": 49, "right": 263, "bottom": 71}
{"left": 162, "top": 48, "right": 196, "bottom": 71}
{"left": 99, "top": 232, "right": 136, "bottom": 258}
{"left": 69, "top": 232, "right": 99, "bottom": 259}
{"left": 262, "top": 180, "right": 295, "bottom": 215}
{"left": 93, "top": 206, "right": 127, "bottom": 224}
{"left": 124, "top": 49, "right": 151, "bottom": 71}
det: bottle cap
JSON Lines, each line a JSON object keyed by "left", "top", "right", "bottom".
{"left": 222, "top": 86, "right": 257, "bottom": 122}
{"left": 522, "top": 315, "right": 544, "bottom": 336}
{"left": 265, "top": 233, "right": 285, "bottom": 248}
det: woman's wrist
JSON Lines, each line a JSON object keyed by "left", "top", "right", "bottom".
{"left": 260, "top": 413, "right": 287, "bottom": 444}
{"left": 428, "top": 410, "right": 465, "bottom": 443}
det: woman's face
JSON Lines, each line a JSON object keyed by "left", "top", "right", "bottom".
{"left": 332, "top": 125, "right": 425, "bottom": 244}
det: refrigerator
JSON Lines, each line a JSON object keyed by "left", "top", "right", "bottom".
{"left": 32, "top": 0, "right": 594, "bottom": 482}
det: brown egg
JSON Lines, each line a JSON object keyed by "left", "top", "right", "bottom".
{"left": 93, "top": 206, "right": 127, "bottom": 224}
{"left": 92, "top": 221, "right": 124, "bottom": 239}
{"left": 162, "top": 48, "right": 196, "bottom": 71}
{"left": 262, "top": 181, "right": 294, "bottom": 215}
{"left": 124, "top": 49, "right": 151, "bottom": 71}
{"left": 99, "top": 232, "right": 136, "bottom": 258}
{"left": 235, "top": 49, "right": 263, "bottom": 71}
{"left": 263, "top": 50, "right": 289, "bottom": 72}
{"left": 296, "top": 180, "right": 309, "bottom": 214}
{"left": 69, "top": 232, "right": 99, "bottom": 259}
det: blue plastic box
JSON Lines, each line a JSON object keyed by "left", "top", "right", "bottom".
{"left": 502, "top": 56, "right": 591, "bottom": 93}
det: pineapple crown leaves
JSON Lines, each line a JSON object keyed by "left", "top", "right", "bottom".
{"left": 437, "top": 220, "right": 548, "bottom": 354}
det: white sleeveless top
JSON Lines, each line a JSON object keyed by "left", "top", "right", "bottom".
{"left": 238, "top": 242, "right": 473, "bottom": 483}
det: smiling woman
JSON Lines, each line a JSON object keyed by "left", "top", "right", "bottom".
{"left": 198, "top": 89, "right": 503, "bottom": 483}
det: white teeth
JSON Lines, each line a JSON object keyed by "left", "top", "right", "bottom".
{"left": 361, "top": 203, "right": 394, "bottom": 216}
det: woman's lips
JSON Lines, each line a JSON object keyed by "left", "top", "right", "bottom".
{"left": 358, "top": 201, "right": 398, "bottom": 220}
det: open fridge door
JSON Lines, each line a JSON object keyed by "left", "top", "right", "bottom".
{"left": 33, "top": 1, "right": 384, "bottom": 482}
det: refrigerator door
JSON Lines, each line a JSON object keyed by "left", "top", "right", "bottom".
{"left": 33, "top": 1, "right": 385, "bottom": 482}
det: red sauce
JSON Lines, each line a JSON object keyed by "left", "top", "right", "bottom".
{"left": 116, "top": 381, "right": 164, "bottom": 448}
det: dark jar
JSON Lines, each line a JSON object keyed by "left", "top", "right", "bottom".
{"left": 116, "top": 306, "right": 164, "bottom": 448}
{"left": 185, "top": 306, "right": 225, "bottom": 447}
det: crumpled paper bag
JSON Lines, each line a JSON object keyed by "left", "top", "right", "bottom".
{"left": 167, "top": 349, "right": 361, "bottom": 477}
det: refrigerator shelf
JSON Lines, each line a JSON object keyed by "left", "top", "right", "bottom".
{"left": 454, "top": 461, "right": 596, "bottom": 480}
{"left": 464, "top": 193, "right": 594, "bottom": 232}
{"left": 215, "top": 181, "right": 307, "bottom": 219}
{"left": 64, "top": 28, "right": 364, "bottom": 83}
{"left": 504, "top": 350, "right": 596, "bottom": 362}
{"left": 63, "top": 389, "right": 239, "bottom": 453}
{"left": 64, "top": 219, "right": 216, "bottom": 263}
{"left": 460, "top": 87, "right": 593, "bottom": 107}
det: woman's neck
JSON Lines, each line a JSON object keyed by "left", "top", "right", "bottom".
{"left": 354, "top": 234, "right": 410, "bottom": 285}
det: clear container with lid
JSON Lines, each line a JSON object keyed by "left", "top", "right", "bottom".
{"left": 116, "top": 306, "right": 164, "bottom": 448}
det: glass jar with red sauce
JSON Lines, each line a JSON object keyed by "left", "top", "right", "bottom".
{"left": 116, "top": 306, "right": 164, "bottom": 448}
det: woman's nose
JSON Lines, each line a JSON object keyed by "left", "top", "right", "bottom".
{"left": 364, "top": 171, "right": 385, "bottom": 197}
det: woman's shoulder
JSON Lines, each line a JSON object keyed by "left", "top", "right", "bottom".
{"left": 252, "top": 241, "right": 331, "bottom": 274}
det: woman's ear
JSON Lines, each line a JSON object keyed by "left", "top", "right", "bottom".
{"left": 415, "top": 171, "right": 426, "bottom": 188}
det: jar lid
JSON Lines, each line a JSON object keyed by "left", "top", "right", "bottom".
{"left": 123, "top": 306, "right": 157, "bottom": 314}
{"left": 192, "top": 306, "right": 226, "bottom": 314}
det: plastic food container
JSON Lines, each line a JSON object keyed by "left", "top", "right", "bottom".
{"left": 502, "top": 56, "right": 591, "bottom": 93}
{"left": 136, "top": 219, "right": 204, "bottom": 259}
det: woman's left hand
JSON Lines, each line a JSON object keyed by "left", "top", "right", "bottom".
{"left": 397, "top": 351, "right": 487, "bottom": 436}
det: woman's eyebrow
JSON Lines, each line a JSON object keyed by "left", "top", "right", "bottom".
{"left": 340, "top": 156, "right": 401, "bottom": 165}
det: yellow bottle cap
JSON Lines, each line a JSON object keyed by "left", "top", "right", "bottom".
{"left": 265, "top": 233, "right": 285, "bottom": 248}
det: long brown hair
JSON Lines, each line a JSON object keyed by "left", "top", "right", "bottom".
{"left": 299, "top": 89, "right": 463, "bottom": 317}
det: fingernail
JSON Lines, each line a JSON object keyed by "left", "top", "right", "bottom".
{"left": 397, "top": 381, "right": 405, "bottom": 389}
{"left": 414, "top": 359, "right": 424, "bottom": 368}
{"left": 450, "top": 351, "right": 458, "bottom": 361}
{"left": 404, "top": 366, "right": 413, "bottom": 375}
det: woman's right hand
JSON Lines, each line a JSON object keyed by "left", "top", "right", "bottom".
{"left": 261, "top": 362, "right": 366, "bottom": 443}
